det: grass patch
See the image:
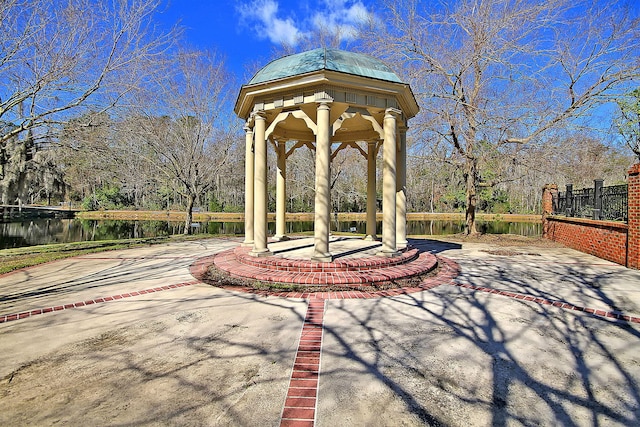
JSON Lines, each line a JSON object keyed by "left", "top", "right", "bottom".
{"left": 249, "top": 281, "right": 307, "bottom": 292}
{"left": 0, "top": 234, "right": 221, "bottom": 275}
{"left": 204, "top": 267, "right": 311, "bottom": 292}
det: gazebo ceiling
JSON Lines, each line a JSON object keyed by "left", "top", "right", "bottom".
{"left": 235, "top": 48, "right": 419, "bottom": 123}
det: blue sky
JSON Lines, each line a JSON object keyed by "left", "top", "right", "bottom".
{"left": 153, "top": 0, "right": 639, "bottom": 139}
{"left": 156, "top": 0, "right": 374, "bottom": 81}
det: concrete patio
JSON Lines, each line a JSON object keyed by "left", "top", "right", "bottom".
{"left": 1, "top": 236, "right": 640, "bottom": 426}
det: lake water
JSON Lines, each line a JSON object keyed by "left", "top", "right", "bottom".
{"left": 0, "top": 218, "right": 542, "bottom": 250}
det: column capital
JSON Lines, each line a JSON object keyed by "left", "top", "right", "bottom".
{"left": 253, "top": 110, "right": 267, "bottom": 121}
{"left": 316, "top": 100, "right": 332, "bottom": 110}
{"left": 243, "top": 122, "right": 254, "bottom": 133}
{"left": 244, "top": 114, "right": 255, "bottom": 129}
{"left": 385, "top": 107, "right": 402, "bottom": 118}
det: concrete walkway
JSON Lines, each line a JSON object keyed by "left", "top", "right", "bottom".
{"left": 1, "top": 237, "right": 640, "bottom": 426}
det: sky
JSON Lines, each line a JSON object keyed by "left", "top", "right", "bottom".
{"left": 156, "top": 0, "right": 375, "bottom": 81}
{"left": 152, "top": 0, "right": 639, "bottom": 139}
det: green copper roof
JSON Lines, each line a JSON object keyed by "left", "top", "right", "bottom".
{"left": 248, "top": 48, "right": 404, "bottom": 85}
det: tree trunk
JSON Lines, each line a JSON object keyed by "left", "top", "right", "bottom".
{"left": 464, "top": 156, "right": 478, "bottom": 235}
{"left": 430, "top": 178, "right": 435, "bottom": 213}
{"left": 184, "top": 193, "right": 195, "bottom": 235}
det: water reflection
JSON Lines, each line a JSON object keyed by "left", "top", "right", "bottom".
{"left": 0, "top": 218, "right": 541, "bottom": 250}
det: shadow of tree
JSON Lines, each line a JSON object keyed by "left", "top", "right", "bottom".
{"left": 0, "top": 290, "right": 308, "bottom": 426}
{"left": 0, "top": 240, "right": 238, "bottom": 313}
{"left": 317, "top": 239, "right": 640, "bottom": 426}
{"left": 409, "top": 238, "right": 462, "bottom": 254}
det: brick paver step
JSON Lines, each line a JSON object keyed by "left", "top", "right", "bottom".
{"left": 212, "top": 247, "right": 438, "bottom": 286}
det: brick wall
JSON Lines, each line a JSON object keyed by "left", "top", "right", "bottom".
{"left": 542, "top": 163, "right": 639, "bottom": 269}
{"left": 628, "top": 164, "right": 640, "bottom": 269}
{"left": 543, "top": 217, "right": 628, "bottom": 265}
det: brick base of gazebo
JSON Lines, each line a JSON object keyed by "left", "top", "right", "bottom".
{"left": 212, "top": 239, "right": 438, "bottom": 287}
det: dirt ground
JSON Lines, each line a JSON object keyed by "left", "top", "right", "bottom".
{"left": 429, "top": 233, "right": 565, "bottom": 247}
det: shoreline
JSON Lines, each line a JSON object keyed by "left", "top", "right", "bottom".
{"left": 75, "top": 210, "right": 542, "bottom": 223}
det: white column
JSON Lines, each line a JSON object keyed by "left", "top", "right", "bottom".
{"left": 250, "top": 112, "right": 270, "bottom": 257}
{"left": 312, "top": 101, "right": 332, "bottom": 262}
{"left": 274, "top": 140, "right": 287, "bottom": 241}
{"left": 396, "top": 124, "right": 408, "bottom": 249}
{"left": 379, "top": 108, "right": 399, "bottom": 256}
{"left": 365, "top": 140, "right": 378, "bottom": 241}
{"left": 242, "top": 123, "right": 254, "bottom": 246}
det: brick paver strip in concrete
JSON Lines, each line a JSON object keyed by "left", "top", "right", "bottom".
{"left": 280, "top": 298, "right": 326, "bottom": 427}
{"left": 450, "top": 281, "right": 640, "bottom": 323}
{"left": 0, "top": 280, "right": 199, "bottom": 323}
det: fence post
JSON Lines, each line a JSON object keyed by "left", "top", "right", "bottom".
{"left": 565, "top": 184, "right": 573, "bottom": 217}
{"left": 593, "top": 179, "right": 603, "bottom": 220}
{"left": 628, "top": 164, "right": 640, "bottom": 269}
{"left": 542, "top": 184, "right": 558, "bottom": 238}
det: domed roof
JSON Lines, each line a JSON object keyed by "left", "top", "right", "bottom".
{"left": 248, "top": 48, "right": 404, "bottom": 85}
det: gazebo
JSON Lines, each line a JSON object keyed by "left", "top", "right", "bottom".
{"left": 234, "top": 48, "right": 419, "bottom": 262}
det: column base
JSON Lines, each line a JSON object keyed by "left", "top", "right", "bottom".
{"left": 311, "top": 252, "right": 333, "bottom": 263}
{"left": 272, "top": 235, "right": 290, "bottom": 242}
{"left": 241, "top": 239, "right": 255, "bottom": 247}
{"left": 364, "top": 234, "right": 378, "bottom": 241}
{"left": 249, "top": 248, "right": 272, "bottom": 257}
{"left": 396, "top": 239, "right": 408, "bottom": 250}
{"left": 377, "top": 248, "right": 400, "bottom": 257}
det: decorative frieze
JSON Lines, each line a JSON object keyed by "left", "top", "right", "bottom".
{"left": 252, "top": 84, "right": 401, "bottom": 114}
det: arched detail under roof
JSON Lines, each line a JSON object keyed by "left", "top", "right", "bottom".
{"left": 333, "top": 108, "right": 384, "bottom": 140}
{"left": 265, "top": 110, "right": 318, "bottom": 141}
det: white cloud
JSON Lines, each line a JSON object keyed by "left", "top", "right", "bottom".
{"left": 237, "top": 0, "right": 303, "bottom": 46}
{"left": 237, "top": 0, "right": 374, "bottom": 46}
{"left": 312, "top": 1, "right": 371, "bottom": 42}
{"left": 344, "top": 2, "right": 370, "bottom": 24}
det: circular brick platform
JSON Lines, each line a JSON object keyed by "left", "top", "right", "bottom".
{"left": 212, "top": 242, "right": 438, "bottom": 286}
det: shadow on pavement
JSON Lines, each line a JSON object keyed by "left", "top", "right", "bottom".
{"left": 2, "top": 237, "right": 640, "bottom": 425}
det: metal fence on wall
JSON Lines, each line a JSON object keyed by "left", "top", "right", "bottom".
{"left": 554, "top": 180, "right": 628, "bottom": 222}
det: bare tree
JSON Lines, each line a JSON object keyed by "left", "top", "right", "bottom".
{"left": 615, "top": 88, "right": 640, "bottom": 160}
{"left": 128, "top": 49, "right": 237, "bottom": 234}
{"left": 330, "top": 147, "right": 368, "bottom": 212}
{"left": 57, "top": 112, "right": 115, "bottom": 207}
{"left": 0, "top": 0, "right": 177, "bottom": 146}
{"left": 363, "top": 0, "right": 640, "bottom": 234}
{"left": 284, "top": 147, "right": 317, "bottom": 212}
